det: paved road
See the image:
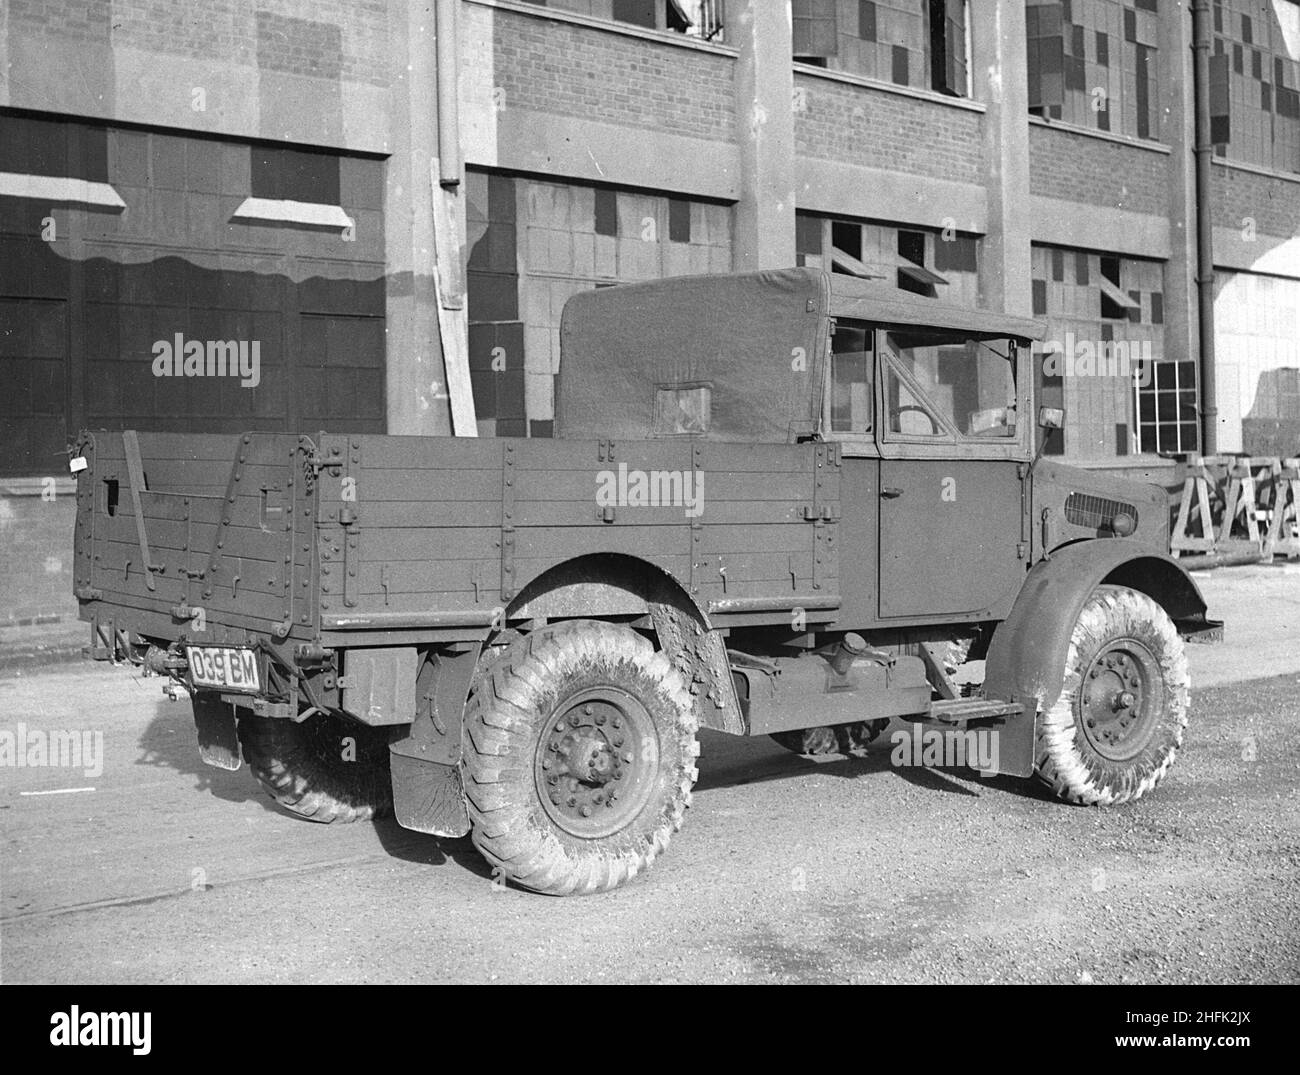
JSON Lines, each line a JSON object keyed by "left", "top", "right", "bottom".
{"left": 2, "top": 646, "right": 1297, "bottom": 984}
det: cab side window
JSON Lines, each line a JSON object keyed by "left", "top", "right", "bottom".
{"left": 829, "top": 323, "right": 873, "bottom": 434}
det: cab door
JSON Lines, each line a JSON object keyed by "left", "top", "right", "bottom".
{"left": 875, "top": 331, "right": 1028, "bottom": 620}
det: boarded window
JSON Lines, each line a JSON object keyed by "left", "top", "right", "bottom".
{"left": 611, "top": 0, "right": 656, "bottom": 29}
{"left": 792, "top": 0, "right": 839, "bottom": 59}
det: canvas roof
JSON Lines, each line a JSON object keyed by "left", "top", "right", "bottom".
{"left": 555, "top": 268, "right": 1046, "bottom": 443}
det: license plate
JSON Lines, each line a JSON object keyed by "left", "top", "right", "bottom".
{"left": 186, "top": 646, "right": 261, "bottom": 693}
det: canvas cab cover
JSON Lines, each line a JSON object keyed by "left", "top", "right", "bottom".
{"left": 556, "top": 269, "right": 830, "bottom": 443}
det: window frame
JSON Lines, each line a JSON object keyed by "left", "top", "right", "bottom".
{"left": 821, "top": 322, "right": 1031, "bottom": 460}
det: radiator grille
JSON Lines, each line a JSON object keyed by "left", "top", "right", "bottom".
{"left": 1065, "top": 492, "right": 1138, "bottom": 532}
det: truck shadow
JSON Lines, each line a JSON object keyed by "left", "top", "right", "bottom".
{"left": 694, "top": 729, "right": 1040, "bottom": 801}
{"left": 136, "top": 698, "right": 254, "bottom": 809}
{"left": 134, "top": 702, "right": 493, "bottom": 879}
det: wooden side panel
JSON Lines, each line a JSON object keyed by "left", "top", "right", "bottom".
{"left": 332, "top": 435, "right": 840, "bottom": 626}
{"left": 82, "top": 431, "right": 308, "bottom": 634}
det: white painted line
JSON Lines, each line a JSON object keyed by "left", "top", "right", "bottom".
{"left": 19, "top": 787, "right": 96, "bottom": 796}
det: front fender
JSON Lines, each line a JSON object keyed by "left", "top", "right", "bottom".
{"left": 981, "top": 539, "right": 1211, "bottom": 777}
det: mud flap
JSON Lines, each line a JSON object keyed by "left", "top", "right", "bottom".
{"left": 192, "top": 692, "right": 242, "bottom": 771}
{"left": 970, "top": 708, "right": 1038, "bottom": 779}
{"left": 389, "top": 752, "right": 470, "bottom": 837}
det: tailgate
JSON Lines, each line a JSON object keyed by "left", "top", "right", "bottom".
{"left": 73, "top": 430, "right": 314, "bottom": 642}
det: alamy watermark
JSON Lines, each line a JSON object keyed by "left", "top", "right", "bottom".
{"left": 152, "top": 333, "right": 261, "bottom": 388}
{"left": 890, "top": 724, "right": 999, "bottom": 776}
{"left": 1035, "top": 333, "right": 1154, "bottom": 387}
{"left": 0, "top": 723, "right": 103, "bottom": 777}
{"left": 595, "top": 463, "right": 705, "bottom": 519}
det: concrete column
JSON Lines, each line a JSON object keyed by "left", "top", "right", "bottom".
{"left": 733, "top": 0, "right": 796, "bottom": 271}
{"left": 972, "top": 0, "right": 1032, "bottom": 316}
{"left": 384, "top": 0, "right": 452, "bottom": 436}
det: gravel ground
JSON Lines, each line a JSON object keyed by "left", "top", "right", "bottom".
{"left": 2, "top": 661, "right": 1296, "bottom": 984}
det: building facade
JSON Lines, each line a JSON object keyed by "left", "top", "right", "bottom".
{"left": 2, "top": 0, "right": 1299, "bottom": 624}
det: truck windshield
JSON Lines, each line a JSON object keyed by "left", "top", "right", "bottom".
{"left": 884, "top": 331, "right": 1018, "bottom": 439}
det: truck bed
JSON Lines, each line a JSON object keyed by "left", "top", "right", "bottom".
{"left": 74, "top": 430, "right": 841, "bottom": 650}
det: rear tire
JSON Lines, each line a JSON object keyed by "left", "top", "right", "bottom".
{"left": 1034, "top": 585, "right": 1189, "bottom": 805}
{"left": 239, "top": 712, "right": 393, "bottom": 823}
{"left": 462, "top": 619, "right": 699, "bottom": 896}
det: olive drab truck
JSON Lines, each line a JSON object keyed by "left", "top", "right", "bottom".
{"left": 71, "top": 268, "right": 1221, "bottom": 895}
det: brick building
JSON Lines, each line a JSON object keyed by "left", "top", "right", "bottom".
{"left": 2, "top": 0, "right": 1299, "bottom": 626}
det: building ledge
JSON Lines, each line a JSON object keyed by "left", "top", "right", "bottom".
{"left": 468, "top": 0, "right": 738, "bottom": 58}
{"left": 1029, "top": 115, "right": 1171, "bottom": 155}
{"left": 230, "top": 197, "right": 354, "bottom": 230}
{"left": 793, "top": 62, "right": 986, "bottom": 114}
{"left": 1210, "top": 156, "right": 1300, "bottom": 185}
{"left": 0, "top": 172, "right": 126, "bottom": 209}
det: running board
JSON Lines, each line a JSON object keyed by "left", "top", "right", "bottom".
{"left": 923, "top": 698, "right": 1024, "bottom": 724}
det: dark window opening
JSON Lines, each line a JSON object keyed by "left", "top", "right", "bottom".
{"left": 934, "top": 234, "right": 977, "bottom": 273}
{"left": 929, "top": 0, "right": 967, "bottom": 96}
{"left": 831, "top": 220, "right": 862, "bottom": 275}
{"left": 1099, "top": 255, "right": 1126, "bottom": 319}
{"left": 612, "top": 0, "right": 656, "bottom": 29}
{"left": 594, "top": 188, "right": 618, "bottom": 237}
{"left": 0, "top": 113, "right": 108, "bottom": 182}
{"left": 251, "top": 145, "right": 341, "bottom": 204}
{"left": 668, "top": 198, "right": 691, "bottom": 243}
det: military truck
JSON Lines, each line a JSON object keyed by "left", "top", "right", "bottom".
{"left": 71, "top": 268, "right": 1219, "bottom": 895}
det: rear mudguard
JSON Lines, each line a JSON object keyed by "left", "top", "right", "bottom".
{"left": 981, "top": 539, "right": 1211, "bottom": 778}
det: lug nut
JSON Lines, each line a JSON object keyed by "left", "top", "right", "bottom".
{"left": 583, "top": 705, "right": 593, "bottom": 716}
{"left": 623, "top": 752, "right": 634, "bottom": 763}
{"left": 612, "top": 716, "right": 622, "bottom": 728}
{"left": 580, "top": 805, "right": 592, "bottom": 817}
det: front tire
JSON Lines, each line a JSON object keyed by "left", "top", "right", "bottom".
{"left": 462, "top": 619, "right": 699, "bottom": 896}
{"left": 239, "top": 712, "right": 393, "bottom": 823}
{"left": 1034, "top": 585, "right": 1189, "bottom": 805}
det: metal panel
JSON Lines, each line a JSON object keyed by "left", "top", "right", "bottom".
{"left": 878, "top": 458, "right": 1025, "bottom": 619}
{"left": 342, "top": 646, "right": 419, "bottom": 725}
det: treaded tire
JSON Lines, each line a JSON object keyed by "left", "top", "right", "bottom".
{"left": 1034, "top": 585, "right": 1189, "bottom": 805}
{"left": 239, "top": 712, "right": 393, "bottom": 823}
{"left": 462, "top": 619, "right": 699, "bottom": 896}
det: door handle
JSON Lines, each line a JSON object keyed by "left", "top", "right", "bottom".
{"left": 880, "top": 487, "right": 904, "bottom": 499}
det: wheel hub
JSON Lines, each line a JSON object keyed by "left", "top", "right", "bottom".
{"left": 1078, "top": 642, "right": 1160, "bottom": 761}
{"left": 535, "top": 690, "right": 657, "bottom": 837}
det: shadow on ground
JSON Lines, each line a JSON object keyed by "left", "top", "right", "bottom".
{"left": 134, "top": 700, "right": 492, "bottom": 883}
